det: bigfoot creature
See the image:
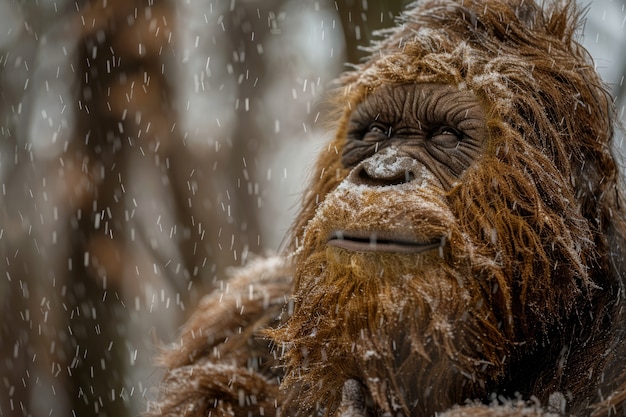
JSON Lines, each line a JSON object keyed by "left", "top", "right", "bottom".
{"left": 148, "top": 0, "right": 626, "bottom": 416}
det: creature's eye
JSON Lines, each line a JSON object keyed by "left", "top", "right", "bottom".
{"left": 362, "top": 123, "right": 390, "bottom": 141}
{"left": 430, "top": 126, "right": 462, "bottom": 148}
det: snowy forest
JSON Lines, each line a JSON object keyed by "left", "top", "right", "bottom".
{"left": 0, "top": 0, "right": 625, "bottom": 416}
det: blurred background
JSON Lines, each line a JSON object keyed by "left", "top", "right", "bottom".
{"left": 0, "top": 0, "right": 624, "bottom": 416}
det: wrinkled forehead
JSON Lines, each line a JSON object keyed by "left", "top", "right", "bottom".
{"left": 352, "top": 82, "right": 483, "bottom": 114}
{"left": 346, "top": 40, "right": 532, "bottom": 121}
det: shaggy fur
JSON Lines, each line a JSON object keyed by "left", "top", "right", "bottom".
{"left": 147, "top": 256, "right": 290, "bottom": 416}
{"left": 147, "top": 1, "right": 626, "bottom": 416}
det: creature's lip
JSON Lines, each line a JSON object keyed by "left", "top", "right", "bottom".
{"left": 327, "top": 231, "right": 445, "bottom": 254}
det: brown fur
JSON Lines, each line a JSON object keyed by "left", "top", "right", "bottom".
{"left": 147, "top": 257, "right": 290, "bottom": 416}
{"left": 147, "top": 1, "right": 626, "bottom": 416}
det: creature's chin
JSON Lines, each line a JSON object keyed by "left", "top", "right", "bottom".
{"left": 327, "top": 230, "right": 445, "bottom": 254}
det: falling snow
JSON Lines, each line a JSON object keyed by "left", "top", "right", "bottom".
{"left": 0, "top": 0, "right": 624, "bottom": 416}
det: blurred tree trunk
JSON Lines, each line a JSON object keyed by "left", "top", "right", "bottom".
{"left": 67, "top": 1, "right": 183, "bottom": 414}
{"left": 0, "top": 3, "right": 87, "bottom": 415}
{"left": 0, "top": 0, "right": 184, "bottom": 415}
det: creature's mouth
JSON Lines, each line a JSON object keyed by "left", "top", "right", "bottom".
{"left": 327, "top": 231, "right": 445, "bottom": 254}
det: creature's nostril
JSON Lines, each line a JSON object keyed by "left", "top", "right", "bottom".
{"left": 355, "top": 165, "right": 417, "bottom": 186}
{"left": 404, "top": 170, "right": 416, "bottom": 183}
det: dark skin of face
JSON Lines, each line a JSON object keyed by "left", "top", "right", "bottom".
{"left": 342, "top": 83, "right": 488, "bottom": 190}
{"left": 330, "top": 83, "right": 488, "bottom": 254}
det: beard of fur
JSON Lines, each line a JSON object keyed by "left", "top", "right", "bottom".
{"left": 285, "top": 253, "right": 509, "bottom": 416}
{"left": 271, "top": 184, "right": 513, "bottom": 416}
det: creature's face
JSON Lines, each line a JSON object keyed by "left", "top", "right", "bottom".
{"left": 342, "top": 83, "right": 486, "bottom": 190}
{"left": 271, "top": 1, "right": 617, "bottom": 416}
{"left": 326, "top": 83, "right": 485, "bottom": 254}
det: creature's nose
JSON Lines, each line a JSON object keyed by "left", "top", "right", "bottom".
{"left": 349, "top": 147, "right": 425, "bottom": 187}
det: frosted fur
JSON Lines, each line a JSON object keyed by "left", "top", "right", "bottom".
{"left": 146, "top": 256, "right": 291, "bottom": 416}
